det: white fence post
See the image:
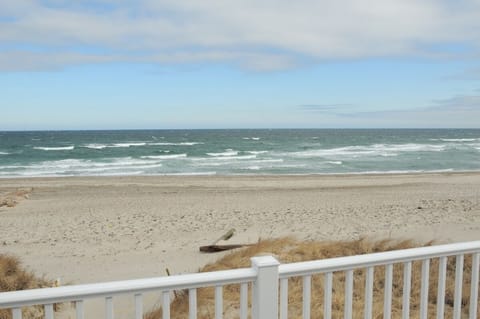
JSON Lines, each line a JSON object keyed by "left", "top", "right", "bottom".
{"left": 251, "top": 256, "right": 280, "bottom": 319}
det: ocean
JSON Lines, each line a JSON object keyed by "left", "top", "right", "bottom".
{"left": 0, "top": 129, "right": 479, "bottom": 177}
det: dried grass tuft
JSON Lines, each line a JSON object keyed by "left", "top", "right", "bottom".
{"left": 145, "top": 237, "right": 479, "bottom": 319}
{"left": 0, "top": 254, "right": 54, "bottom": 319}
{"left": 0, "top": 188, "right": 32, "bottom": 208}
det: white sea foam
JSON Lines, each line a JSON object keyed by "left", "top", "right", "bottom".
{"left": 207, "top": 149, "right": 238, "bottom": 157}
{"left": 164, "top": 172, "right": 217, "bottom": 176}
{"left": 289, "top": 143, "right": 447, "bottom": 158}
{"left": 83, "top": 144, "right": 108, "bottom": 149}
{"left": 436, "top": 138, "right": 478, "bottom": 142}
{"left": 141, "top": 154, "right": 187, "bottom": 159}
{"left": 34, "top": 146, "right": 75, "bottom": 151}
{"left": 113, "top": 142, "right": 147, "bottom": 147}
{"left": 149, "top": 142, "right": 203, "bottom": 146}
{"left": 0, "top": 152, "right": 9, "bottom": 155}
{"left": 247, "top": 151, "right": 268, "bottom": 155}
{"left": 246, "top": 166, "right": 261, "bottom": 170}
{"left": 202, "top": 155, "right": 257, "bottom": 161}
{"left": 243, "top": 137, "right": 261, "bottom": 140}
{"left": 327, "top": 161, "right": 343, "bottom": 165}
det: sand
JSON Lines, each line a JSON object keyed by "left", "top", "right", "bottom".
{"left": 1, "top": 172, "right": 480, "bottom": 317}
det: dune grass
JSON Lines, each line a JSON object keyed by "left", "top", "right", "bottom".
{"left": 0, "top": 254, "right": 53, "bottom": 319}
{"left": 0, "top": 188, "right": 32, "bottom": 208}
{"left": 145, "top": 237, "right": 479, "bottom": 319}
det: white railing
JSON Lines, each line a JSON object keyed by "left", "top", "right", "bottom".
{"left": 1, "top": 241, "right": 479, "bottom": 319}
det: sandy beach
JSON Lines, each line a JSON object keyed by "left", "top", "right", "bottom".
{"left": 1, "top": 172, "right": 480, "bottom": 316}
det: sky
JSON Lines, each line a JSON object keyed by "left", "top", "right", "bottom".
{"left": 1, "top": 0, "right": 480, "bottom": 130}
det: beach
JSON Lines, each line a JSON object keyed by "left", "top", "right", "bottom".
{"left": 1, "top": 172, "right": 480, "bottom": 284}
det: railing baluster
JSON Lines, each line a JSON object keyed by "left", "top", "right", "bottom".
{"left": 454, "top": 254, "right": 464, "bottom": 319}
{"left": 105, "top": 297, "right": 114, "bottom": 319}
{"left": 324, "top": 272, "right": 333, "bottom": 319}
{"left": 44, "top": 303, "right": 54, "bottom": 319}
{"left": 12, "top": 308, "right": 22, "bottom": 319}
{"left": 364, "top": 266, "right": 374, "bottom": 319}
{"left": 402, "top": 261, "right": 412, "bottom": 319}
{"left": 280, "top": 278, "right": 288, "bottom": 319}
{"left": 75, "top": 300, "right": 84, "bottom": 319}
{"left": 383, "top": 265, "right": 393, "bottom": 319}
{"left": 162, "top": 291, "right": 170, "bottom": 319}
{"left": 470, "top": 253, "right": 479, "bottom": 319}
{"left": 240, "top": 283, "right": 248, "bottom": 319}
{"left": 420, "top": 259, "right": 430, "bottom": 319}
{"left": 345, "top": 270, "right": 353, "bottom": 319}
{"left": 189, "top": 288, "right": 197, "bottom": 319}
{"left": 134, "top": 293, "right": 142, "bottom": 319}
{"left": 215, "top": 285, "right": 223, "bottom": 319}
{"left": 436, "top": 257, "right": 447, "bottom": 319}
{"left": 303, "top": 275, "right": 311, "bottom": 319}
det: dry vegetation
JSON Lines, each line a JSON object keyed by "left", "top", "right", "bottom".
{"left": 0, "top": 188, "right": 32, "bottom": 208}
{"left": 145, "top": 237, "right": 479, "bottom": 319}
{"left": 0, "top": 254, "right": 54, "bottom": 319}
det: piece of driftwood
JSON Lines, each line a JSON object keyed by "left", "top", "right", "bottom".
{"left": 199, "top": 244, "right": 252, "bottom": 253}
{"left": 211, "top": 228, "right": 236, "bottom": 246}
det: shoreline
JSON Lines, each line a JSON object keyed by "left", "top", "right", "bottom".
{"left": 1, "top": 169, "right": 480, "bottom": 181}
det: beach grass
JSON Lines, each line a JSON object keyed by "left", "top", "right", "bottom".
{"left": 145, "top": 237, "right": 478, "bottom": 319}
{"left": 0, "top": 254, "right": 53, "bottom": 319}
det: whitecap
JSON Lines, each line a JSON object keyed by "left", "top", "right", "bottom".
{"left": 207, "top": 150, "right": 239, "bottom": 157}
{"left": 141, "top": 154, "right": 187, "bottom": 159}
{"left": 112, "top": 142, "right": 147, "bottom": 147}
{"left": 149, "top": 142, "right": 203, "bottom": 146}
{"left": 33, "top": 146, "right": 74, "bottom": 151}
{"left": 0, "top": 152, "right": 9, "bottom": 155}
{"left": 83, "top": 144, "right": 108, "bottom": 149}
{"left": 440, "top": 138, "right": 477, "bottom": 142}
{"left": 247, "top": 151, "right": 268, "bottom": 155}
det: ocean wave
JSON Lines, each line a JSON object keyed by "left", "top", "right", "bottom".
{"left": 327, "top": 161, "right": 343, "bottom": 165}
{"left": 432, "top": 138, "right": 479, "bottom": 142}
{"left": 83, "top": 144, "right": 108, "bottom": 149}
{"left": 149, "top": 142, "right": 203, "bottom": 146}
{"left": 207, "top": 149, "right": 238, "bottom": 157}
{"left": 33, "top": 146, "right": 75, "bottom": 151}
{"left": 243, "top": 137, "right": 261, "bottom": 140}
{"left": 289, "top": 143, "right": 447, "bottom": 158}
{"left": 247, "top": 151, "right": 268, "bottom": 155}
{"left": 163, "top": 172, "right": 217, "bottom": 176}
{"left": 141, "top": 154, "right": 187, "bottom": 159}
{"left": 0, "top": 157, "right": 166, "bottom": 177}
{"left": 113, "top": 142, "right": 147, "bottom": 147}
{"left": 192, "top": 155, "right": 257, "bottom": 161}
{"left": 0, "top": 152, "right": 9, "bottom": 155}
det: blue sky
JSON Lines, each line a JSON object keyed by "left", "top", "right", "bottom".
{"left": 1, "top": 0, "right": 480, "bottom": 130}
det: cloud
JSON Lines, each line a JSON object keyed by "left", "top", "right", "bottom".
{"left": 297, "top": 92, "right": 480, "bottom": 128}
{"left": 1, "top": 0, "right": 480, "bottom": 71}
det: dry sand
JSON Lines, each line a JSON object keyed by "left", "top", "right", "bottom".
{"left": 1, "top": 172, "right": 479, "bottom": 317}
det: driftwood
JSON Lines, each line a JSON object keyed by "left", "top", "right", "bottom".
{"left": 199, "top": 244, "right": 252, "bottom": 253}
{"left": 199, "top": 228, "right": 253, "bottom": 253}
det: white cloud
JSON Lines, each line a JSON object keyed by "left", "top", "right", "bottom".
{"left": 1, "top": 0, "right": 480, "bottom": 71}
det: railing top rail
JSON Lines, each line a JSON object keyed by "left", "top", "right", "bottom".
{"left": 279, "top": 240, "right": 480, "bottom": 278}
{"left": 0, "top": 267, "right": 256, "bottom": 309}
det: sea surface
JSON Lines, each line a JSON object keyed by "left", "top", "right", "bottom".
{"left": 0, "top": 129, "right": 479, "bottom": 177}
